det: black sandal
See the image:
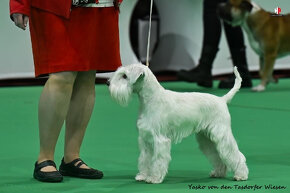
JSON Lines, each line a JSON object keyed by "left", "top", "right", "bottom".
{"left": 33, "top": 160, "right": 63, "bottom": 182}
{"left": 59, "top": 158, "right": 103, "bottom": 179}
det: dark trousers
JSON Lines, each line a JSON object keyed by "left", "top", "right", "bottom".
{"left": 203, "top": 0, "right": 246, "bottom": 53}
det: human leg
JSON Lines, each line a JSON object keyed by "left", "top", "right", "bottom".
{"left": 218, "top": 22, "right": 252, "bottom": 88}
{"left": 37, "top": 71, "right": 77, "bottom": 169}
{"left": 63, "top": 70, "right": 96, "bottom": 165}
{"left": 34, "top": 71, "right": 77, "bottom": 182}
{"left": 177, "top": 0, "right": 220, "bottom": 87}
{"left": 58, "top": 70, "right": 103, "bottom": 179}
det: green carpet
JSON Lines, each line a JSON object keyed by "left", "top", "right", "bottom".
{"left": 0, "top": 79, "right": 289, "bottom": 193}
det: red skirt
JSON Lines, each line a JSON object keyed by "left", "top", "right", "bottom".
{"left": 29, "top": 6, "right": 122, "bottom": 77}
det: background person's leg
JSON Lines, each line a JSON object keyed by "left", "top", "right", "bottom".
{"left": 202, "top": 0, "right": 222, "bottom": 48}
{"left": 177, "top": 0, "right": 220, "bottom": 87}
{"left": 218, "top": 21, "right": 252, "bottom": 88}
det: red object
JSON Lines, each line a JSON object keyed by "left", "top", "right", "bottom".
{"left": 275, "top": 7, "right": 282, "bottom": 15}
{"left": 10, "top": 0, "right": 123, "bottom": 18}
{"left": 10, "top": 0, "right": 123, "bottom": 77}
{"left": 278, "top": 7, "right": 281, "bottom": 14}
{"left": 29, "top": 7, "right": 122, "bottom": 77}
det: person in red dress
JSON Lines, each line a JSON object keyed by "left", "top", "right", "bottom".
{"left": 10, "top": 0, "right": 123, "bottom": 182}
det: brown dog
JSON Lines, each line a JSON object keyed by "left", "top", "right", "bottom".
{"left": 218, "top": 0, "right": 290, "bottom": 91}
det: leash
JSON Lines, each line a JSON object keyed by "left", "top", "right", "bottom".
{"left": 146, "top": 0, "right": 154, "bottom": 67}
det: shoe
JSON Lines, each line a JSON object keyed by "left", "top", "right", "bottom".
{"left": 177, "top": 67, "right": 213, "bottom": 88}
{"left": 177, "top": 46, "right": 218, "bottom": 88}
{"left": 218, "top": 74, "right": 252, "bottom": 88}
{"left": 59, "top": 158, "right": 103, "bottom": 179}
{"left": 177, "top": 68, "right": 199, "bottom": 82}
{"left": 33, "top": 160, "right": 63, "bottom": 182}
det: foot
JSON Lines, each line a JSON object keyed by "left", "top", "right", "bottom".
{"left": 177, "top": 68, "right": 200, "bottom": 82}
{"left": 234, "top": 175, "right": 248, "bottom": 181}
{"left": 177, "top": 68, "right": 213, "bottom": 88}
{"left": 269, "top": 76, "right": 279, "bottom": 84}
{"left": 33, "top": 160, "right": 63, "bottom": 182}
{"left": 135, "top": 173, "right": 147, "bottom": 181}
{"left": 210, "top": 167, "right": 227, "bottom": 178}
{"left": 233, "top": 164, "right": 248, "bottom": 181}
{"left": 251, "top": 84, "right": 265, "bottom": 92}
{"left": 234, "top": 170, "right": 248, "bottom": 181}
{"left": 145, "top": 176, "right": 164, "bottom": 184}
{"left": 218, "top": 74, "right": 252, "bottom": 89}
{"left": 59, "top": 158, "right": 103, "bottom": 179}
{"left": 65, "top": 158, "right": 90, "bottom": 169}
{"left": 39, "top": 165, "right": 58, "bottom": 172}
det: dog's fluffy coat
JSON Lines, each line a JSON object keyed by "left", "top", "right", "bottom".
{"left": 108, "top": 63, "right": 249, "bottom": 184}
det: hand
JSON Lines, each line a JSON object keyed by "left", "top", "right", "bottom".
{"left": 12, "top": 13, "right": 29, "bottom": 30}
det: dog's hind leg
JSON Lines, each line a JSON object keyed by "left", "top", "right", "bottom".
{"left": 212, "top": 127, "right": 248, "bottom": 181}
{"left": 258, "top": 56, "right": 264, "bottom": 78}
{"left": 146, "top": 135, "right": 171, "bottom": 184}
{"left": 136, "top": 130, "right": 154, "bottom": 182}
{"left": 196, "top": 132, "right": 227, "bottom": 178}
{"left": 253, "top": 52, "right": 277, "bottom": 92}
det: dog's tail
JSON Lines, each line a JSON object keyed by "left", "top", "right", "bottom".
{"left": 222, "top": 66, "right": 242, "bottom": 104}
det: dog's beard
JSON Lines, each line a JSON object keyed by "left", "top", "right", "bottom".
{"left": 109, "top": 83, "right": 132, "bottom": 106}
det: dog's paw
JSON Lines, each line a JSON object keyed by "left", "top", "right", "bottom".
{"left": 251, "top": 84, "right": 265, "bottom": 92}
{"left": 234, "top": 166, "right": 248, "bottom": 181}
{"left": 135, "top": 173, "right": 147, "bottom": 182}
{"left": 233, "top": 175, "right": 248, "bottom": 181}
{"left": 210, "top": 169, "right": 226, "bottom": 178}
{"left": 145, "top": 176, "right": 163, "bottom": 184}
{"left": 269, "top": 76, "right": 279, "bottom": 84}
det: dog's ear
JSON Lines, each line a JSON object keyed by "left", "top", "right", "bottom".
{"left": 128, "top": 64, "right": 146, "bottom": 85}
{"left": 132, "top": 72, "right": 145, "bottom": 85}
{"left": 241, "top": 0, "right": 253, "bottom": 12}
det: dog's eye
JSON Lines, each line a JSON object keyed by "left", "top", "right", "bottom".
{"left": 122, "top": 74, "right": 127, "bottom": 79}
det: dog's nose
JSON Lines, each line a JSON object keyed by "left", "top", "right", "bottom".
{"left": 106, "top": 80, "right": 110, "bottom": 86}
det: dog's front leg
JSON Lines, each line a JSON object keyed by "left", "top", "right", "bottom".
{"left": 146, "top": 135, "right": 171, "bottom": 184}
{"left": 136, "top": 129, "right": 154, "bottom": 182}
{"left": 252, "top": 51, "right": 277, "bottom": 92}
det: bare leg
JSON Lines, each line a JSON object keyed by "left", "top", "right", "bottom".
{"left": 64, "top": 71, "right": 96, "bottom": 168}
{"left": 196, "top": 133, "right": 227, "bottom": 178}
{"left": 38, "top": 72, "right": 77, "bottom": 171}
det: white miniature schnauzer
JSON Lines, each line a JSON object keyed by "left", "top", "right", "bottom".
{"left": 108, "top": 63, "right": 248, "bottom": 184}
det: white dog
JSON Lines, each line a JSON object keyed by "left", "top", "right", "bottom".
{"left": 108, "top": 63, "right": 249, "bottom": 184}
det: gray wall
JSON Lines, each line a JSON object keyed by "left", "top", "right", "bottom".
{"left": 1, "top": 0, "right": 290, "bottom": 79}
